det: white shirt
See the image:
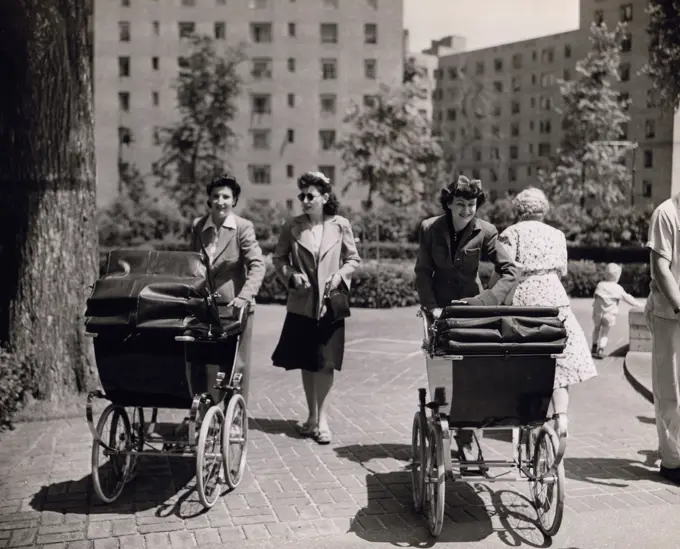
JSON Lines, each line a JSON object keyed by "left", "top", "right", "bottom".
{"left": 309, "top": 223, "right": 324, "bottom": 257}
{"left": 202, "top": 213, "right": 237, "bottom": 263}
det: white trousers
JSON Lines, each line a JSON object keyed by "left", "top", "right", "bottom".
{"left": 646, "top": 302, "right": 680, "bottom": 468}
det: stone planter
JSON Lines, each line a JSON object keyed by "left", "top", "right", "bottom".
{"left": 629, "top": 307, "right": 652, "bottom": 353}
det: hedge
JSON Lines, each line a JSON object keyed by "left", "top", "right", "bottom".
{"left": 0, "top": 346, "right": 22, "bottom": 430}
{"left": 98, "top": 251, "right": 650, "bottom": 308}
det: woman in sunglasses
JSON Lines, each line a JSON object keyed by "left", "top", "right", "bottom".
{"left": 414, "top": 175, "right": 518, "bottom": 464}
{"left": 271, "top": 171, "right": 361, "bottom": 445}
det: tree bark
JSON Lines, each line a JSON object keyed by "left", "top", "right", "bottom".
{"left": 0, "top": 0, "right": 98, "bottom": 402}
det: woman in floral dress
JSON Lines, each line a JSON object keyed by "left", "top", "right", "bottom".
{"left": 492, "top": 187, "right": 597, "bottom": 440}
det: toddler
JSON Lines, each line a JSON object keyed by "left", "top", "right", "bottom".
{"left": 591, "top": 263, "right": 642, "bottom": 358}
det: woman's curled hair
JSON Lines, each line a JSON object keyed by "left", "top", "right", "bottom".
{"left": 439, "top": 175, "right": 487, "bottom": 211}
{"left": 206, "top": 173, "right": 241, "bottom": 206}
{"left": 298, "top": 171, "right": 340, "bottom": 215}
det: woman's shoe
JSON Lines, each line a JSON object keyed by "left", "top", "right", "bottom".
{"left": 297, "top": 421, "right": 318, "bottom": 438}
{"left": 315, "top": 428, "right": 332, "bottom": 445}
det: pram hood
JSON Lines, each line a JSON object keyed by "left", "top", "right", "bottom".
{"left": 85, "top": 249, "right": 216, "bottom": 334}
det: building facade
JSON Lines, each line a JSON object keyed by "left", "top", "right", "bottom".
{"left": 94, "top": 0, "right": 404, "bottom": 211}
{"left": 430, "top": 0, "right": 675, "bottom": 206}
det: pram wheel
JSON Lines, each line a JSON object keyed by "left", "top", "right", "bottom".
{"left": 223, "top": 393, "right": 248, "bottom": 489}
{"left": 127, "top": 407, "right": 145, "bottom": 478}
{"left": 531, "top": 424, "right": 565, "bottom": 537}
{"left": 411, "top": 410, "right": 427, "bottom": 512}
{"left": 196, "top": 405, "right": 225, "bottom": 508}
{"left": 91, "top": 405, "right": 133, "bottom": 504}
{"left": 425, "top": 422, "right": 445, "bottom": 537}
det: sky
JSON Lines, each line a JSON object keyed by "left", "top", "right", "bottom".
{"left": 404, "top": 0, "right": 580, "bottom": 53}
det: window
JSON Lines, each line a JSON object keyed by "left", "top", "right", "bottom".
{"left": 620, "top": 92, "right": 630, "bottom": 110}
{"left": 531, "top": 73, "right": 537, "bottom": 86}
{"left": 472, "top": 168, "right": 480, "bottom": 179}
{"left": 319, "top": 130, "right": 336, "bottom": 150}
{"left": 286, "top": 58, "right": 295, "bottom": 73}
{"left": 433, "top": 69, "right": 442, "bottom": 80}
{"left": 366, "top": 0, "right": 377, "bottom": 8}
{"left": 476, "top": 61, "right": 484, "bottom": 75}
{"left": 532, "top": 51, "right": 537, "bottom": 61}
{"left": 181, "top": 0, "right": 196, "bottom": 5}
{"left": 510, "top": 145, "right": 518, "bottom": 159}
{"left": 539, "top": 120, "right": 552, "bottom": 134}
{"left": 491, "top": 147, "right": 500, "bottom": 160}
{"left": 539, "top": 96, "right": 553, "bottom": 111}
{"left": 511, "top": 122, "right": 519, "bottom": 137}
{"left": 621, "top": 32, "right": 632, "bottom": 52}
{"left": 447, "top": 108, "right": 456, "bottom": 121}
{"left": 491, "top": 125, "right": 500, "bottom": 138}
{"left": 321, "top": 94, "right": 336, "bottom": 114}
{"left": 512, "top": 76, "right": 520, "bottom": 92}
{"left": 563, "top": 69, "right": 571, "bottom": 81}
{"left": 119, "top": 22, "right": 130, "bottom": 42}
{"left": 474, "top": 127, "right": 482, "bottom": 140}
{"left": 217, "top": 0, "right": 226, "bottom": 4}
{"left": 322, "top": 59, "right": 338, "bottom": 80}
{"left": 118, "top": 126, "right": 132, "bottom": 146}
{"left": 594, "top": 9, "right": 604, "bottom": 25}
{"left": 473, "top": 148, "right": 481, "bottom": 161}
{"left": 252, "top": 58, "right": 272, "bottom": 79}
{"left": 530, "top": 97, "right": 535, "bottom": 108}
{"left": 249, "top": 165, "right": 271, "bottom": 185}
{"left": 541, "top": 48, "right": 554, "bottom": 63}
{"left": 288, "top": 22, "right": 296, "bottom": 37}
{"left": 178, "top": 56, "right": 189, "bottom": 69}
{"left": 363, "top": 59, "right": 376, "bottom": 79}
{"left": 122, "top": 0, "right": 130, "bottom": 6}
{"left": 644, "top": 150, "right": 653, "bottom": 168}
{"left": 363, "top": 95, "right": 377, "bottom": 108}
{"left": 619, "top": 122, "right": 628, "bottom": 139}
{"left": 321, "top": 23, "right": 338, "bottom": 43}
{"left": 494, "top": 58, "right": 503, "bottom": 72}
{"left": 645, "top": 120, "right": 656, "bottom": 138}
{"left": 178, "top": 22, "right": 195, "bottom": 38}
{"left": 538, "top": 142, "right": 551, "bottom": 157}
{"left": 286, "top": 165, "right": 294, "bottom": 178}
{"left": 643, "top": 180, "right": 652, "bottom": 198}
{"left": 511, "top": 100, "right": 520, "bottom": 114}
{"left": 509, "top": 166, "right": 517, "bottom": 182}
{"left": 512, "top": 53, "right": 522, "bottom": 69}
{"left": 251, "top": 23, "right": 272, "bottom": 43}
{"left": 620, "top": 3, "right": 633, "bottom": 22}
{"left": 119, "top": 56, "right": 130, "bottom": 77}
{"left": 251, "top": 94, "right": 271, "bottom": 115}
{"left": 287, "top": 93, "right": 295, "bottom": 107}
{"left": 647, "top": 88, "right": 658, "bottom": 108}
{"left": 564, "top": 44, "right": 572, "bottom": 58}
{"left": 448, "top": 67, "right": 458, "bottom": 79}
{"left": 364, "top": 23, "right": 377, "bottom": 44}
{"left": 118, "top": 92, "right": 130, "bottom": 112}
{"left": 493, "top": 81, "right": 503, "bottom": 93}
{"left": 152, "top": 21, "right": 159, "bottom": 36}
{"left": 153, "top": 127, "right": 161, "bottom": 146}
{"left": 493, "top": 104, "right": 501, "bottom": 117}
{"left": 489, "top": 170, "right": 498, "bottom": 184}
{"left": 287, "top": 129, "right": 295, "bottom": 143}
{"left": 152, "top": 91, "right": 159, "bottom": 106}
{"left": 620, "top": 62, "right": 630, "bottom": 82}
{"left": 152, "top": 56, "right": 159, "bottom": 71}
{"left": 215, "top": 22, "right": 226, "bottom": 39}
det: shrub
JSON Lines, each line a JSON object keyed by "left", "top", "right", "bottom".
{"left": 0, "top": 346, "right": 23, "bottom": 430}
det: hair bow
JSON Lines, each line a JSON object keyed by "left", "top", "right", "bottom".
{"left": 457, "top": 175, "right": 482, "bottom": 189}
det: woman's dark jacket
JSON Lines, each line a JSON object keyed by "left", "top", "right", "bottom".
{"left": 414, "top": 215, "right": 518, "bottom": 309}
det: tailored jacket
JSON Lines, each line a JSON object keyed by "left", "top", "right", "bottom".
{"left": 273, "top": 214, "right": 361, "bottom": 319}
{"left": 190, "top": 213, "right": 266, "bottom": 304}
{"left": 414, "top": 215, "right": 518, "bottom": 310}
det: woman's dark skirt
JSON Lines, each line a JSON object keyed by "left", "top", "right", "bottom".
{"left": 272, "top": 312, "right": 345, "bottom": 372}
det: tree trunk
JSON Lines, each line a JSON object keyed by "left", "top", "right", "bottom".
{"left": 0, "top": 0, "right": 98, "bottom": 402}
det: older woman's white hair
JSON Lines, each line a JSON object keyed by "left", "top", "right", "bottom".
{"left": 512, "top": 187, "right": 550, "bottom": 220}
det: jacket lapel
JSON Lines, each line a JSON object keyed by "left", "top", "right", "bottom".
{"left": 291, "top": 217, "right": 317, "bottom": 259}
{"left": 318, "top": 217, "right": 342, "bottom": 262}
{"left": 212, "top": 226, "right": 236, "bottom": 263}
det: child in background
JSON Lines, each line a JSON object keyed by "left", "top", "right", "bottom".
{"left": 591, "top": 263, "right": 643, "bottom": 359}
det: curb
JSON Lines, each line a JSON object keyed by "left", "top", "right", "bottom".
{"left": 623, "top": 351, "right": 654, "bottom": 404}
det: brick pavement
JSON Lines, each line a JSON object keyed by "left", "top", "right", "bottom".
{"left": 0, "top": 300, "right": 678, "bottom": 548}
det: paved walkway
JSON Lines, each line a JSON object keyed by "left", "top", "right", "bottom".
{"left": 1, "top": 300, "right": 679, "bottom": 548}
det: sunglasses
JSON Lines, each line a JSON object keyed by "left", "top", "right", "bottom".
{"left": 298, "top": 192, "right": 321, "bottom": 202}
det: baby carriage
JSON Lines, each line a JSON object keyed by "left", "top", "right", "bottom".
{"left": 84, "top": 249, "right": 249, "bottom": 509}
{"left": 412, "top": 304, "right": 568, "bottom": 538}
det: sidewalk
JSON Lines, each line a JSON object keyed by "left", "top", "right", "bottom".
{"left": 624, "top": 351, "right": 653, "bottom": 404}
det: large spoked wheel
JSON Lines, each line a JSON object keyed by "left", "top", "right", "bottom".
{"left": 196, "top": 405, "right": 225, "bottom": 508}
{"left": 411, "top": 410, "right": 427, "bottom": 512}
{"left": 91, "top": 404, "right": 133, "bottom": 504}
{"left": 127, "top": 407, "right": 145, "bottom": 478}
{"left": 424, "top": 422, "right": 446, "bottom": 537}
{"left": 223, "top": 393, "right": 248, "bottom": 489}
{"left": 531, "top": 424, "right": 565, "bottom": 537}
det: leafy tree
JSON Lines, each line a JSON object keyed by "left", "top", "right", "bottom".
{"left": 337, "top": 68, "right": 444, "bottom": 210}
{"left": 239, "top": 200, "right": 293, "bottom": 243}
{"left": 540, "top": 22, "right": 637, "bottom": 209}
{"left": 155, "top": 34, "right": 246, "bottom": 221}
{"left": 646, "top": 1, "right": 680, "bottom": 109}
{"left": 0, "top": 1, "right": 98, "bottom": 402}
{"left": 98, "top": 163, "right": 184, "bottom": 248}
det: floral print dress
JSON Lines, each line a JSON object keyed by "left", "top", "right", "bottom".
{"left": 498, "top": 220, "right": 597, "bottom": 389}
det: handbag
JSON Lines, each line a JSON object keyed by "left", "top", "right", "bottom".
{"left": 324, "top": 287, "right": 351, "bottom": 323}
